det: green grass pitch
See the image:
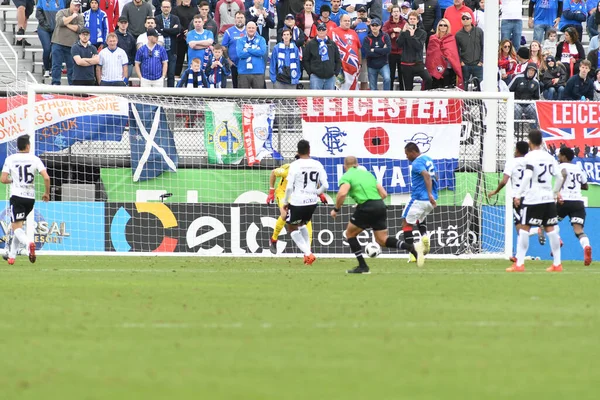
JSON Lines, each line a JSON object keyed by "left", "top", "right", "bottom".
{"left": 1, "top": 257, "right": 599, "bottom": 400}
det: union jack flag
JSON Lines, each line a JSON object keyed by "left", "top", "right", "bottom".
{"left": 332, "top": 31, "right": 359, "bottom": 75}
{"left": 536, "top": 101, "right": 600, "bottom": 149}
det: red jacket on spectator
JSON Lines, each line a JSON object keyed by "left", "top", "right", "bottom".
{"left": 99, "top": 0, "right": 119, "bottom": 32}
{"left": 382, "top": 15, "right": 406, "bottom": 55}
{"left": 444, "top": 5, "right": 474, "bottom": 35}
{"left": 426, "top": 32, "right": 463, "bottom": 87}
{"left": 309, "top": 18, "right": 336, "bottom": 38}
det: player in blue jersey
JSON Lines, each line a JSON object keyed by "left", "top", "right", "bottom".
{"left": 403, "top": 142, "right": 438, "bottom": 267}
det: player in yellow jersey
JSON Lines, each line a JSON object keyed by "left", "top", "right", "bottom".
{"left": 266, "top": 158, "right": 327, "bottom": 254}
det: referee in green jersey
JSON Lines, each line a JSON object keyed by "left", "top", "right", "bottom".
{"left": 330, "top": 156, "right": 419, "bottom": 274}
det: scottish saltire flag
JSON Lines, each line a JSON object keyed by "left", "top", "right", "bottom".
{"left": 300, "top": 97, "right": 462, "bottom": 194}
{"left": 242, "top": 104, "right": 282, "bottom": 166}
{"left": 204, "top": 101, "right": 245, "bottom": 165}
{"left": 0, "top": 94, "right": 129, "bottom": 166}
{"left": 332, "top": 29, "right": 360, "bottom": 91}
{"left": 129, "top": 104, "right": 178, "bottom": 182}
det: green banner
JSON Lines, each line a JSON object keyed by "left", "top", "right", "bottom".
{"left": 204, "top": 101, "right": 245, "bottom": 165}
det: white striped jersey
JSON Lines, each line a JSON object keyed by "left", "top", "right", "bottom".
{"left": 99, "top": 46, "right": 128, "bottom": 82}
{"left": 502, "top": 156, "right": 527, "bottom": 192}
{"left": 559, "top": 162, "right": 587, "bottom": 201}
{"left": 1, "top": 152, "right": 46, "bottom": 199}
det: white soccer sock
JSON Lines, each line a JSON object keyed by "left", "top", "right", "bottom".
{"left": 547, "top": 229, "right": 562, "bottom": 265}
{"left": 291, "top": 230, "right": 311, "bottom": 256}
{"left": 516, "top": 229, "right": 530, "bottom": 265}
{"left": 8, "top": 235, "right": 19, "bottom": 259}
{"left": 554, "top": 225, "right": 560, "bottom": 235}
{"left": 299, "top": 225, "right": 309, "bottom": 245}
{"left": 528, "top": 227, "right": 539, "bottom": 236}
{"left": 580, "top": 235, "right": 590, "bottom": 249}
{"left": 13, "top": 228, "right": 29, "bottom": 246}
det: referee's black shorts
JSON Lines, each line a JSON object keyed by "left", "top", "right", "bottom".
{"left": 349, "top": 199, "right": 387, "bottom": 231}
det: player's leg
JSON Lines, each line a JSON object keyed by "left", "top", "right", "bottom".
{"left": 305, "top": 221, "right": 312, "bottom": 245}
{"left": 414, "top": 202, "right": 434, "bottom": 255}
{"left": 570, "top": 203, "right": 591, "bottom": 265}
{"left": 511, "top": 204, "right": 534, "bottom": 271}
{"left": 299, "top": 205, "right": 318, "bottom": 264}
{"left": 346, "top": 222, "right": 369, "bottom": 274}
{"left": 270, "top": 194, "right": 287, "bottom": 254}
{"left": 543, "top": 203, "right": 562, "bottom": 271}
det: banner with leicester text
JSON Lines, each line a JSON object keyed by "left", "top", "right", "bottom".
{"left": 300, "top": 97, "right": 462, "bottom": 193}
{"left": 536, "top": 101, "right": 600, "bottom": 185}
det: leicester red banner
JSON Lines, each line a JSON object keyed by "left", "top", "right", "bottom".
{"left": 536, "top": 101, "right": 600, "bottom": 149}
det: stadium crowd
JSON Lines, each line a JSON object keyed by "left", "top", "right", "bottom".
{"left": 12, "top": 0, "right": 600, "bottom": 97}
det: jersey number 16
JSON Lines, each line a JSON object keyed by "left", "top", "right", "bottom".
{"left": 17, "top": 164, "right": 34, "bottom": 184}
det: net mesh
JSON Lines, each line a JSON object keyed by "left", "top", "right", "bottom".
{"left": 1, "top": 86, "right": 511, "bottom": 257}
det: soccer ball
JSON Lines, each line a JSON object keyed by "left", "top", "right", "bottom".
{"left": 364, "top": 243, "right": 381, "bottom": 258}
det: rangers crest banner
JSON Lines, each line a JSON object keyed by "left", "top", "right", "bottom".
{"left": 242, "top": 103, "right": 283, "bottom": 166}
{"left": 300, "top": 97, "right": 462, "bottom": 193}
{"left": 204, "top": 102, "right": 245, "bottom": 165}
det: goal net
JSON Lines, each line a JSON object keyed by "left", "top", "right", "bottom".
{"left": 0, "top": 86, "right": 514, "bottom": 258}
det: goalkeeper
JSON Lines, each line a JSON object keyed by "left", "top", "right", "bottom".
{"left": 266, "top": 157, "right": 326, "bottom": 254}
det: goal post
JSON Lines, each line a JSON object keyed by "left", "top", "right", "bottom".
{"left": 2, "top": 85, "right": 515, "bottom": 258}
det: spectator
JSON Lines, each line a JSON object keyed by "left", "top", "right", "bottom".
{"left": 270, "top": 28, "right": 302, "bottom": 88}
{"left": 383, "top": 5, "right": 406, "bottom": 90}
{"left": 542, "top": 28, "right": 559, "bottom": 56}
{"left": 197, "top": 1, "right": 219, "bottom": 41}
{"left": 330, "top": 0, "right": 348, "bottom": 25}
{"left": 473, "top": 0, "right": 483, "bottom": 31}
{"left": 137, "top": 17, "right": 166, "bottom": 49}
{"left": 529, "top": 40, "right": 544, "bottom": 69}
{"left": 309, "top": 4, "right": 336, "bottom": 37}
{"left": 71, "top": 28, "right": 100, "bottom": 85}
{"left": 222, "top": 11, "right": 246, "bottom": 87}
{"left": 115, "top": 16, "right": 136, "bottom": 79}
{"left": 363, "top": 18, "right": 391, "bottom": 90}
{"left": 558, "top": 0, "right": 590, "bottom": 42}
{"left": 587, "top": 1, "right": 600, "bottom": 39}
{"left": 122, "top": 0, "right": 154, "bottom": 39}
{"left": 215, "top": 0, "right": 245, "bottom": 36}
{"left": 528, "top": 0, "right": 562, "bottom": 43}
{"left": 498, "top": 39, "right": 517, "bottom": 82}
{"left": 172, "top": 0, "right": 198, "bottom": 75}
{"left": 399, "top": 2, "right": 410, "bottom": 20}
{"left": 296, "top": 0, "right": 319, "bottom": 37}
{"left": 36, "top": 0, "right": 66, "bottom": 78}
{"left": 439, "top": 0, "right": 452, "bottom": 17}
{"left": 556, "top": 26, "right": 586, "bottom": 78}
{"left": 508, "top": 63, "right": 540, "bottom": 128}
{"left": 353, "top": 5, "right": 370, "bottom": 89}
{"left": 513, "top": 46, "right": 530, "bottom": 76}
{"left": 135, "top": 28, "right": 169, "bottom": 86}
{"left": 98, "top": 0, "right": 120, "bottom": 33}
{"left": 586, "top": 45, "right": 598, "bottom": 72}
{"left": 593, "top": 68, "right": 600, "bottom": 100}
{"left": 333, "top": 13, "right": 361, "bottom": 90}
{"left": 236, "top": 21, "right": 267, "bottom": 88}
{"left": 84, "top": 0, "right": 109, "bottom": 49}
{"left": 246, "top": 0, "right": 275, "bottom": 43}
{"left": 276, "top": 0, "right": 306, "bottom": 31}
{"left": 398, "top": 11, "right": 431, "bottom": 90}
{"left": 455, "top": 11, "right": 483, "bottom": 84}
{"left": 564, "top": 59, "right": 595, "bottom": 99}
{"left": 499, "top": 0, "right": 522, "bottom": 51}
{"left": 315, "top": 0, "right": 331, "bottom": 17}
{"left": 304, "top": 22, "right": 341, "bottom": 89}
{"left": 277, "top": 13, "right": 306, "bottom": 46}
{"left": 541, "top": 55, "right": 567, "bottom": 99}
{"left": 187, "top": 14, "right": 215, "bottom": 68}
{"left": 444, "top": 0, "right": 474, "bottom": 36}
{"left": 156, "top": 1, "right": 181, "bottom": 87}
{"left": 51, "top": 0, "right": 84, "bottom": 85}
{"left": 15, "top": 0, "right": 34, "bottom": 46}
{"left": 412, "top": 0, "right": 442, "bottom": 45}
{"left": 97, "top": 32, "right": 129, "bottom": 85}
{"left": 205, "top": 44, "right": 231, "bottom": 87}
{"left": 589, "top": 32, "right": 599, "bottom": 53}
{"left": 177, "top": 57, "right": 209, "bottom": 87}
{"left": 426, "top": 17, "right": 462, "bottom": 88}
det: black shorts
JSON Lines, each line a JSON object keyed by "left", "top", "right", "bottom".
{"left": 521, "top": 202, "right": 558, "bottom": 227}
{"left": 350, "top": 199, "right": 387, "bottom": 231}
{"left": 286, "top": 204, "right": 317, "bottom": 225}
{"left": 557, "top": 200, "right": 586, "bottom": 226}
{"left": 9, "top": 196, "right": 35, "bottom": 223}
{"left": 14, "top": 0, "right": 35, "bottom": 18}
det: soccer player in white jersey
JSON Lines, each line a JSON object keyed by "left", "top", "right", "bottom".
{"left": 280, "top": 140, "right": 329, "bottom": 265}
{"left": 556, "top": 147, "right": 592, "bottom": 266}
{"left": 1, "top": 135, "right": 51, "bottom": 265}
{"left": 487, "top": 141, "right": 546, "bottom": 261}
{"left": 512, "top": 130, "right": 564, "bottom": 272}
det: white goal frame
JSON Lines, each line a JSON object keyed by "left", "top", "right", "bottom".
{"left": 21, "top": 84, "right": 515, "bottom": 258}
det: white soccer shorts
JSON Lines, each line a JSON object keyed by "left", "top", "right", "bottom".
{"left": 402, "top": 199, "right": 434, "bottom": 225}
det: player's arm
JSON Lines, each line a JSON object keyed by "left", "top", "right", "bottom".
{"left": 488, "top": 174, "right": 510, "bottom": 198}
{"left": 580, "top": 167, "right": 589, "bottom": 190}
{"left": 515, "top": 165, "right": 533, "bottom": 207}
{"left": 0, "top": 171, "right": 11, "bottom": 184}
{"left": 331, "top": 182, "right": 350, "bottom": 219}
{"left": 40, "top": 169, "right": 51, "bottom": 202}
{"left": 266, "top": 168, "right": 278, "bottom": 204}
{"left": 377, "top": 184, "right": 387, "bottom": 200}
{"left": 421, "top": 170, "right": 437, "bottom": 207}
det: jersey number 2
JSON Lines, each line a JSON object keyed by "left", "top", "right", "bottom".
{"left": 17, "top": 164, "right": 34, "bottom": 184}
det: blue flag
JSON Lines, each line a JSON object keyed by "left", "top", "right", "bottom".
{"left": 129, "top": 104, "right": 178, "bottom": 182}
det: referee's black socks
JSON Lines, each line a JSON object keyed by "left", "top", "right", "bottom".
{"left": 347, "top": 237, "right": 367, "bottom": 267}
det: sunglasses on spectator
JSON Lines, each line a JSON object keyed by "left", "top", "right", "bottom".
{"left": 503, "top": 44, "right": 511, "bottom": 48}
{"left": 438, "top": 23, "right": 447, "bottom": 26}
{"left": 461, "top": 16, "right": 471, "bottom": 20}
